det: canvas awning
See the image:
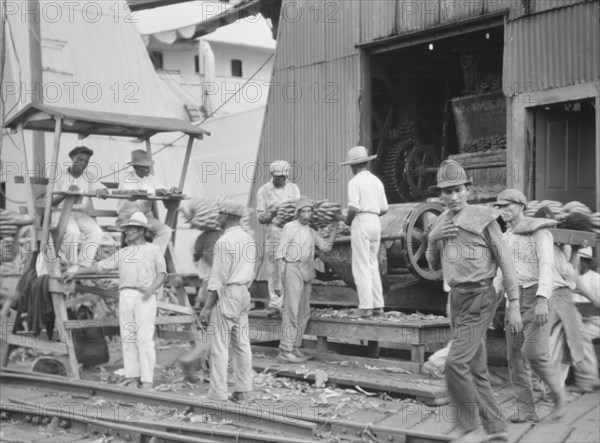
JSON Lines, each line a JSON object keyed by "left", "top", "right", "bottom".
{"left": 4, "top": 103, "right": 210, "bottom": 140}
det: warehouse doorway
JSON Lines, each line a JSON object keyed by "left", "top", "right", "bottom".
{"left": 533, "top": 99, "right": 596, "bottom": 209}
{"left": 362, "top": 19, "right": 505, "bottom": 203}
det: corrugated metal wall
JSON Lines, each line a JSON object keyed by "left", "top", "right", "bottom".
{"left": 250, "top": 0, "right": 598, "bottom": 278}
{"left": 503, "top": 1, "right": 599, "bottom": 96}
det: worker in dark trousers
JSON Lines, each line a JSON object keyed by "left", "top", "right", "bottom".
{"left": 426, "top": 160, "right": 521, "bottom": 443}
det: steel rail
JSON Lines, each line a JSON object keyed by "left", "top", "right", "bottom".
{"left": 0, "top": 369, "right": 317, "bottom": 439}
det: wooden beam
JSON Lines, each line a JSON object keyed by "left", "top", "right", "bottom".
{"left": 178, "top": 136, "right": 194, "bottom": 190}
{"left": 359, "top": 49, "right": 372, "bottom": 149}
{"left": 40, "top": 118, "right": 63, "bottom": 270}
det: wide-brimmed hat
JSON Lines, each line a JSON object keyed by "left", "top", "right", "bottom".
{"left": 219, "top": 199, "right": 245, "bottom": 217}
{"left": 295, "top": 196, "right": 313, "bottom": 214}
{"left": 127, "top": 149, "right": 155, "bottom": 167}
{"left": 340, "top": 146, "right": 377, "bottom": 166}
{"left": 122, "top": 212, "right": 149, "bottom": 229}
{"left": 493, "top": 189, "right": 528, "bottom": 208}
{"left": 578, "top": 247, "right": 593, "bottom": 260}
{"left": 69, "top": 146, "right": 94, "bottom": 159}
{"left": 429, "top": 160, "right": 472, "bottom": 192}
{"left": 270, "top": 160, "right": 291, "bottom": 177}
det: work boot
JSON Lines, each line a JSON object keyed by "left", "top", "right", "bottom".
{"left": 265, "top": 307, "right": 281, "bottom": 318}
{"left": 372, "top": 308, "right": 385, "bottom": 317}
{"left": 551, "top": 390, "right": 568, "bottom": 420}
{"left": 486, "top": 431, "right": 509, "bottom": 442}
{"left": 347, "top": 308, "right": 372, "bottom": 319}
{"left": 228, "top": 391, "right": 250, "bottom": 403}
{"left": 293, "top": 348, "right": 312, "bottom": 361}
{"left": 451, "top": 427, "right": 487, "bottom": 443}
{"left": 277, "top": 351, "right": 306, "bottom": 363}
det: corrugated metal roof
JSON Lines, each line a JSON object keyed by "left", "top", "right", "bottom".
{"left": 360, "top": 0, "right": 397, "bottom": 43}
{"left": 325, "top": 1, "right": 360, "bottom": 60}
{"left": 503, "top": 1, "right": 599, "bottom": 96}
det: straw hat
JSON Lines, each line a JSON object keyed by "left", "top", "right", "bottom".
{"left": 127, "top": 150, "right": 155, "bottom": 167}
{"left": 340, "top": 146, "right": 377, "bottom": 166}
{"left": 121, "top": 212, "right": 149, "bottom": 229}
{"left": 429, "top": 160, "right": 472, "bottom": 192}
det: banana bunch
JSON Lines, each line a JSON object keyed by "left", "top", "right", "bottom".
{"left": 309, "top": 200, "right": 341, "bottom": 230}
{"left": 525, "top": 200, "right": 600, "bottom": 235}
{"left": 0, "top": 209, "right": 33, "bottom": 239}
{"left": 181, "top": 197, "right": 221, "bottom": 231}
{"left": 590, "top": 212, "right": 600, "bottom": 235}
{"left": 525, "top": 200, "right": 564, "bottom": 219}
{"left": 273, "top": 200, "right": 297, "bottom": 226}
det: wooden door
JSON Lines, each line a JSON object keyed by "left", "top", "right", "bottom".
{"left": 534, "top": 102, "right": 596, "bottom": 209}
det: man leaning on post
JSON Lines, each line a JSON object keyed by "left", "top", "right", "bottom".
{"left": 425, "top": 160, "right": 521, "bottom": 443}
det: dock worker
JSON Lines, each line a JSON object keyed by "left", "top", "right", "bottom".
{"left": 569, "top": 246, "right": 600, "bottom": 392}
{"left": 425, "top": 160, "right": 520, "bottom": 443}
{"left": 116, "top": 150, "right": 177, "bottom": 254}
{"left": 275, "top": 196, "right": 338, "bottom": 363}
{"left": 335, "top": 146, "right": 388, "bottom": 319}
{"left": 199, "top": 199, "right": 257, "bottom": 402}
{"left": 65, "top": 212, "right": 167, "bottom": 389}
{"left": 256, "top": 160, "right": 301, "bottom": 317}
{"left": 493, "top": 189, "right": 568, "bottom": 424}
{"left": 51, "top": 146, "right": 108, "bottom": 272}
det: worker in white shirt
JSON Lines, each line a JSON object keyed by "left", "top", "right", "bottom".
{"left": 275, "top": 196, "right": 338, "bottom": 363}
{"left": 199, "top": 199, "right": 257, "bottom": 402}
{"left": 335, "top": 146, "right": 388, "bottom": 319}
{"left": 65, "top": 212, "right": 167, "bottom": 389}
{"left": 51, "top": 146, "right": 108, "bottom": 271}
{"left": 256, "top": 160, "right": 301, "bottom": 317}
{"left": 117, "top": 150, "right": 176, "bottom": 253}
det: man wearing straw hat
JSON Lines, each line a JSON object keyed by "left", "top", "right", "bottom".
{"left": 117, "top": 150, "right": 178, "bottom": 254}
{"left": 256, "top": 160, "right": 301, "bottom": 317}
{"left": 199, "top": 199, "right": 257, "bottom": 402}
{"left": 335, "top": 146, "right": 388, "bottom": 319}
{"left": 65, "top": 212, "right": 167, "bottom": 389}
{"left": 425, "top": 160, "right": 520, "bottom": 443}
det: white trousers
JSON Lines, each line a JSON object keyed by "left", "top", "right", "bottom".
{"left": 265, "top": 224, "right": 284, "bottom": 309}
{"left": 351, "top": 213, "right": 384, "bottom": 310}
{"left": 51, "top": 211, "right": 103, "bottom": 267}
{"left": 119, "top": 288, "right": 157, "bottom": 383}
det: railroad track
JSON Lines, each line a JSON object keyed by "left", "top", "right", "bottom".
{"left": 0, "top": 368, "right": 321, "bottom": 443}
{"left": 0, "top": 368, "right": 452, "bottom": 443}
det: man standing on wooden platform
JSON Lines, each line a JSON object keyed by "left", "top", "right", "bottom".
{"left": 199, "top": 200, "right": 257, "bottom": 402}
{"left": 65, "top": 212, "right": 167, "bottom": 389}
{"left": 256, "top": 160, "right": 301, "bottom": 317}
{"left": 426, "top": 160, "right": 520, "bottom": 443}
{"left": 493, "top": 189, "right": 568, "bottom": 423}
{"left": 275, "top": 196, "right": 337, "bottom": 363}
{"left": 336, "top": 146, "right": 388, "bottom": 319}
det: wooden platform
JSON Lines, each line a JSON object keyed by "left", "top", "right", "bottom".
{"left": 248, "top": 310, "right": 451, "bottom": 364}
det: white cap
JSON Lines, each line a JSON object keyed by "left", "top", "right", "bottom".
{"left": 578, "top": 247, "right": 593, "bottom": 260}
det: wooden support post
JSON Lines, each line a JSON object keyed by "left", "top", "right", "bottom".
{"left": 316, "top": 336, "right": 328, "bottom": 353}
{"left": 51, "top": 291, "right": 79, "bottom": 378}
{"left": 366, "top": 340, "right": 380, "bottom": 358}
{"left": 40, "top": 118, "right": 63, "bottom": 275}
{"left": 411, "top": 344, "right": 425, "bottom": 363}
{"left": 178, "top": 136, "right": 195, "bottom": 191}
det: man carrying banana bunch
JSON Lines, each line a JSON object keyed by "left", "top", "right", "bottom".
{"left": 256, "top": 160, "right": 301, "bottom": 317}
{"left": 274, "top": 197, "right": 338, "bottom": 363}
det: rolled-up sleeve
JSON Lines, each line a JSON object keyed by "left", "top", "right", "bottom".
{"left": 207, "top": 238, "right": 232, "bottom": 293}
{"left": 534, "top": 229, "right": 554, "bottom": 299}
{"left": 487, "top": 222, "right": 519, "bottom": 301}
{"left": 97, "top": 251, "right": 119, "bottom": 273}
